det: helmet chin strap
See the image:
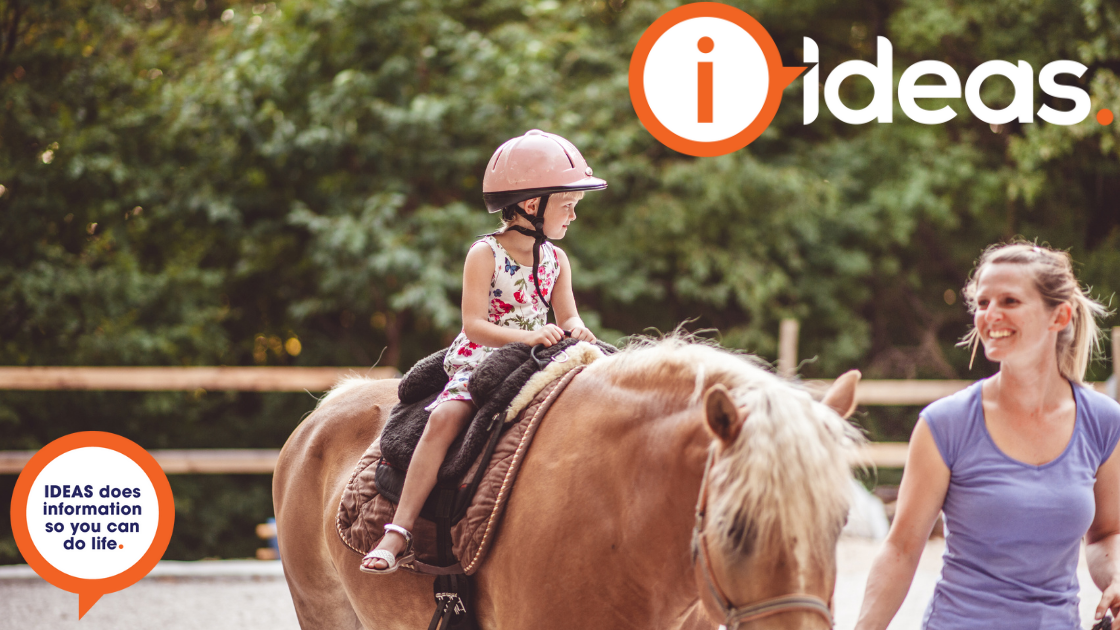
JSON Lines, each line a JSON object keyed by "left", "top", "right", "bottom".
{"left": 501, "top": 193, "right": 552, "bottom": 313}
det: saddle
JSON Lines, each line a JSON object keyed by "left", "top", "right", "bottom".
{"left": 380, "top": 339, "right": 615, "bottom": 487}
{"left": 337, "top": 339, "right": 614, "bottom": 571}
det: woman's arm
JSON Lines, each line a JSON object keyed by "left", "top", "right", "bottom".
{"left": 1087, "top": 441, "right": 1120, "bottom": 629}
{"left": 461, "top": 243, "right": 565, "bottom": 348}
{"left": 549, "top": 248, "right": 595, "bottom": 342}
{"left": 855, "top": 418, "right": 949, "bottom": 630}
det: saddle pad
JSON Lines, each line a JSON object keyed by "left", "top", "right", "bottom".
{"left": 380, "top": 339, "right": 611, "bottom": 483}
{"left": 336, "top": 364, "right": 585, "bottom": 575}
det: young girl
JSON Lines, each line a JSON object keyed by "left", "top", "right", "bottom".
{"left": 361, "top": 129, "right": 607, "bottom": 573}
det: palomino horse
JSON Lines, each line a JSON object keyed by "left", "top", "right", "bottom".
{"left": 274, "top": 338, "right": 863, "bottom": 630}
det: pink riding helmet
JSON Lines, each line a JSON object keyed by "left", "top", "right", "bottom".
{"left": 482, "top": 129, "right": 607, "bottom": 213}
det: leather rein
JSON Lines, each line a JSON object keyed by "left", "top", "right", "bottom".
{"left": 692, "top": 449, "right": 834, "bottom": 629}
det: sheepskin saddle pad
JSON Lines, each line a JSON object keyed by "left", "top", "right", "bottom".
{"left": 382, "top": 338, "right": 616, "bottom": 484}
{"left": 336, "top": 339, "right": 610, "bottom": 574}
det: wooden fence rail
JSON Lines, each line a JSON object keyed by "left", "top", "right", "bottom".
{"left": 1, "top": 366, "right": 1108, "bottom": 403}
{"left": 0, "top": 442, "right": 914, "bottom": 474}
{"left": 2, "top": 324, "right": 1116, "bottom": 475}
{"left": 0, "top": 366, "right": 397, "bottom": 391}
{"left": 0, "top": 449, "right": 282, "bottom": 475}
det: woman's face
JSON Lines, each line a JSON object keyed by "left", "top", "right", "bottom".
{"left": 972, "top": 262, "right": 1070, "bottom": 366}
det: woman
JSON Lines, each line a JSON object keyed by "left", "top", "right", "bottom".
{"left": 856, "top": 242, "right": 1120, "bottom": 629}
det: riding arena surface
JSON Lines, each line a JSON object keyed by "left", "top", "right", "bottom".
{"left": 0, "top": 539, "right": 1105, "bottom": 630}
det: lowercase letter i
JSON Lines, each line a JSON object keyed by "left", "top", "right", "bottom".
{"left": 698, "top": 37, "right": 714, "bottom": 123}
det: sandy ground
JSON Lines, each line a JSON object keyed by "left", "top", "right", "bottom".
{"left": 0, "top": 560, "right": 297, "bottom": 630}
{"left": 835, "top": 537, "right": 1103, "bottom": 629}
{"left": 0, "top": 538, "right": 1106, "bottom": 629}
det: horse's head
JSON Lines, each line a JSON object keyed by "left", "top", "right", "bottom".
{"left": 693, "top": 370, "right": 863, "bottom": 630}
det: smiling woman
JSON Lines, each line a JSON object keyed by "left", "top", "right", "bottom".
{"left": 960, "top": 243, "right": 1110, "bottom": 380}
{"left": 856, "top": 241, "right": 1120, "bottom": 630}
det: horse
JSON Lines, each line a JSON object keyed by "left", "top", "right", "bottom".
{"left": 273, "top": 337, "right": 864, "bottom": 630}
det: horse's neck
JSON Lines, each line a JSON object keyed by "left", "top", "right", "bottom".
{"left": 598, "top": 398, "right": 712, "bottom": 610}
{"left": 478, "top": 374, "right": 718, "bottom": 627}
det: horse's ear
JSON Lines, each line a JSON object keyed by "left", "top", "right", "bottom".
{"left": 704, "top": 384, "right": 742, "bottom": 444}
{"left": 821, "top": 369, "right": 861, "bottom": 419}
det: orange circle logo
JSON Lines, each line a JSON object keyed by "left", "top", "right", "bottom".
{"left": 629, "top": 3, "right": 805, "bottom": 157}
{"left": 10, "top": 432, "right": 175, "bottom": 619}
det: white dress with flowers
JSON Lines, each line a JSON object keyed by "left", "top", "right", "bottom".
{"left": 425, "top": 235, "right": 559, "bottom": 410}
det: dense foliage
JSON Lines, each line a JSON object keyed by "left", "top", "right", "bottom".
{"left": 2, "top": 0, "right": 1118, "bottom": 561}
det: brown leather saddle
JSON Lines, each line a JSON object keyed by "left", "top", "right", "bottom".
{"left": 336, "top": 362, "right": 586, "bottom": 573}
{"left": 336, "top": 341, "right": 603, "bottom": 630}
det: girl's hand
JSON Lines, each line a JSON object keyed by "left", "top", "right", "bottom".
{"left": 1095, "top": 582, "right": 1120, "bottom": 629}
{"left": 525, "top": 324, "right": 566, "bottom": 347}
{"left": 569, "top": 326, "right": 596, "bottom": 343}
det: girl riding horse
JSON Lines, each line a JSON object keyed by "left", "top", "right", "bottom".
{"left": 361, "top": 130, "right": 606, "bottom": 573}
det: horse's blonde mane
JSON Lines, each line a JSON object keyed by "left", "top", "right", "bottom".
{"left": 316, "top": 374, "right": 379, "bottom": 408}
{"left": 593, "top": 335, "right": 863, "bottom": 566}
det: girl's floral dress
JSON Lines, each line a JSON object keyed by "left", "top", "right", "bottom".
{"left": 425, "top": 235, "right": 560, "bottom": 411}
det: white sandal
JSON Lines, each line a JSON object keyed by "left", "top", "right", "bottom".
{"left": 360, "top": 524, "right": 415, "bottom": 574}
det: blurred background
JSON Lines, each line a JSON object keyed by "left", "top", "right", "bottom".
{"left": 1, "top": 0, "right": 1118, "bottom": 563}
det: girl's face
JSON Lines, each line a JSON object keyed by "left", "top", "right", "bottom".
{"left": 972, "top": 262, "right": 1070, "bottom": 366}
{"left": 520, "top": 196, "right": 579, "bottom": 240}
{"left": 541, "top": 197, "right": 578, "bottom": 240}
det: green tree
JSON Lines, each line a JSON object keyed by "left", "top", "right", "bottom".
{"left": 2, "top": 0, "right": 1118, "bottom": 562}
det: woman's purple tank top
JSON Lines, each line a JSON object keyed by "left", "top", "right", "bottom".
{"left": 920, "top": 378, "right": 1120, "bottom": 630}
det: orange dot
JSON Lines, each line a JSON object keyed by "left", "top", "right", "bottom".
{"left": 1098, "top": 109, "right": 1114, "bottom": 125}
{"left": 697, "top": 37, "right": 714, "bottom": 54}
{"left": 118, "top": 544, "right": 124, "bottom": 549}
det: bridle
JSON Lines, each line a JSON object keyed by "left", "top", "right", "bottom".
{"left": 691, "top": 449, "right": 834, "bottom": 630}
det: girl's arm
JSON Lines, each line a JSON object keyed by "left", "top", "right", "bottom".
{"left": 855, "top": 419, "right": 949, "bottom": 630}
{"left": 1087, "top": 440, "right": 1120, "bottom": 629}
{"left": 549, "top": 248, "right": 596, "bottom": 342}
{"left": 461, "top": 243, "right": 565, "bottom": 348}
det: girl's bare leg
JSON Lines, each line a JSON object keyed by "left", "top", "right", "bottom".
{"left": 362, "top": 399, "right": 474, "bottom": 570}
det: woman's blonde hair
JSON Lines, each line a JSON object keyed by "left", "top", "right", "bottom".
{"left": 499, "top": 190, "right": 584, "bottom": 230}
{"left": 959, "top": 240, "right": 1110, "bottom": 382}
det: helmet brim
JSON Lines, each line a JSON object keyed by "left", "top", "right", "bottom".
{"left": 482, "top": 177, "right": 607, "bottom": 213}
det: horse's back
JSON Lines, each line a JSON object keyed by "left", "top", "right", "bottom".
{"left": 274, "top": 377, "right": 432, "bottom": 630}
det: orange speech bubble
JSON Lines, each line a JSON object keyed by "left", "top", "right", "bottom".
{"left": 10, "top": 432, "right": 175, "bottom": 619}
{"left": 629, "top": 2, "right": 805, "bottom": 157}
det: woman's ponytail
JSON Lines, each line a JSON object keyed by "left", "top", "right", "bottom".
{"left": 1059, "top": 289, "right": 1108, "bottom": 382}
